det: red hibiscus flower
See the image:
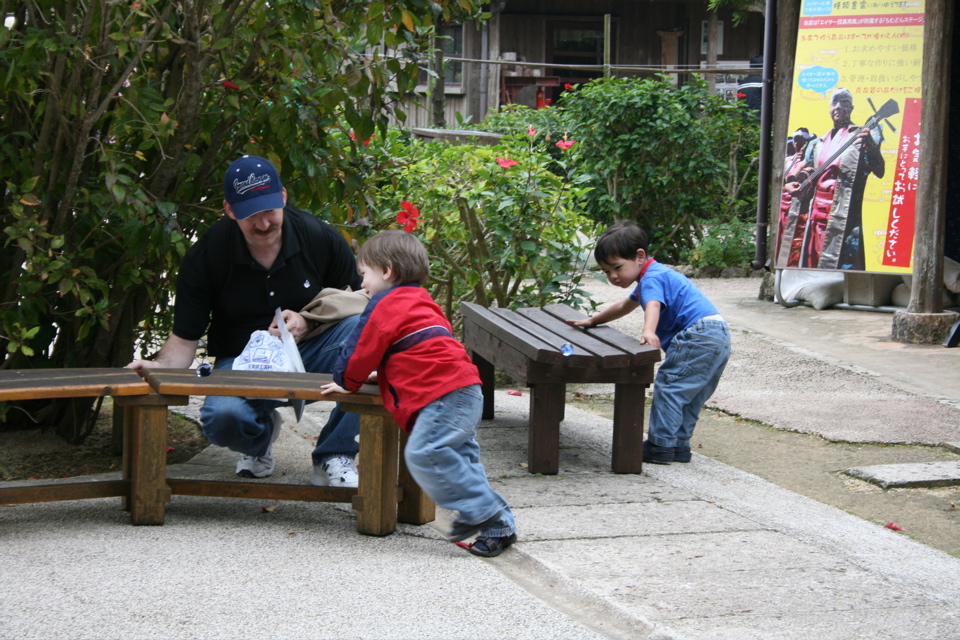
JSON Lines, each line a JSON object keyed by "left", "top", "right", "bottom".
{"left": 527, "top": 126, "right": 536, "bottom": 136}
{"left": 555, "top": 139, "right": 576, "bottom": 150}
{"left": 349, "top": 130, "right": 372, "bottom": 146}
{"left": 221, "top": 79, "right": 241, "bottom": 91}
{"left": 397, "top": 201, "right": 420, "bottom": 233}
{"left": 564, "top": 83, "right": 573, "bottom": 91}
{"left": 496, "top": 157, "right": 518, "bottom": 168}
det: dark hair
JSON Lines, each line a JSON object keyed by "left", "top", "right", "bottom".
{"left": 357, "top": 229, "right": 430, "bottom": 285}
{"left": 594, "top": 222, "right": 648, "bottom": 264}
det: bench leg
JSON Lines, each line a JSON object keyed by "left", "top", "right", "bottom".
{"left": 397, "top": 429, "right": 435, "bottom": 525}
{"left": 528, "top": 383, "right": 563, "bottom": 475}
{"left": 472, "top": 352, "right": 495, "bottom": 420}
{"left": 611, "top": 383, "right": 646, "bottom": 473}
{"left": 353, "top": 413, "right": 399, "bottom": 536}
{"left": 125, "top": 405, "right": 170, "bottom": 525}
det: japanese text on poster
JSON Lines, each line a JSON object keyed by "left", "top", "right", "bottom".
{"left": 776, "top": 0, "right": 925, "bottom": 274}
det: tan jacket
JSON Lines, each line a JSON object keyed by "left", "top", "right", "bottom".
{"left": 299, "top": 287, "right": 370, "bottom": 341}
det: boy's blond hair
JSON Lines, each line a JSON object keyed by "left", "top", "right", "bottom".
{"left": 357, "top": 229, "right": 430, "bottom": 285}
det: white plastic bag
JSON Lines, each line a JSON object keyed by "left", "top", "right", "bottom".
{"left": 232, "top": 308, "right": 306, "bottom": 421}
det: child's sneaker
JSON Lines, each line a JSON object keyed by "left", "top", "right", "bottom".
{"left": 446, "top": 511, "right": 504, "bottom": 543}
{"left": 642, "top": 440, "right": 675, "bottom": 464}
{"left": 456, "top": 533, "right": 517, "bottom": 558}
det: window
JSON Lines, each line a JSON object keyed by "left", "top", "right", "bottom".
{"left": 546, "top": 21, "right": 614, "bottom": 88}
{"left": 419, "top": 24, "right": 464, "bottom": 86}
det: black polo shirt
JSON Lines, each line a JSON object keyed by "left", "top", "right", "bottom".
{"left": 172, "top": 205, "right": 362, "bottom": 358}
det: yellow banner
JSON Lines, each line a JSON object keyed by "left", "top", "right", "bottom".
{"left": 777, "top": 1, "right": 925, "bottom": 274}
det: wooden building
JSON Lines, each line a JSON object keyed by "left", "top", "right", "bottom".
{"left": 398, "top": 0, "right": 765, "bottom": 127}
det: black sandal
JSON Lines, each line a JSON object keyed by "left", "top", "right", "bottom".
{"left": 457, "top": 533, "right": 517, "bottom": 558}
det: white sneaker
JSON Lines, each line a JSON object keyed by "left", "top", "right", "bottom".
{"left": 236, "top": 451, "right": 275, "bottom": 478}
{"left": 310, "top": 455, "right": 358, "bottom": 488}
{"left": 236, "top": 411, "right": 282, "bottom": 478}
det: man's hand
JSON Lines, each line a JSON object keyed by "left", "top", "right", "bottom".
{"left": 320, "top": 382, "right": 349, "bottom": 396}
{"left": 125, "top": 334, "right": 199, "bottom": 371}
{"left": 269, "top": 309, "right": 313, "bottom": 343}
{"left": 125, "top": 359, "right": 155, "bottom": 373}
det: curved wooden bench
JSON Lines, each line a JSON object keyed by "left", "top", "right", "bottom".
{"left": 0, "top": 368, "right": 432, "bottom": 536}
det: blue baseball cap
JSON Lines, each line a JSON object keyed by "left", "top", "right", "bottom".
{"left": 223, "top": 155, "right": 285, "bottom": 220}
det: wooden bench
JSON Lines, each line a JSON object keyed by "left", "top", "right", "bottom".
{"left": 461, "top": 302, "right": 660, "bottom": 475}
{"left": 0, "top": 368, "right": 433, "bottom": 536}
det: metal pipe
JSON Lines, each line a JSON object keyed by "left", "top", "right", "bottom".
{"left": 751, "top": 0, "right": 778, "bottom": 271}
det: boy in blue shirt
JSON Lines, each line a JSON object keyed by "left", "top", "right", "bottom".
{"left": 568, "top": 222, "right": 731, "bottom": 464}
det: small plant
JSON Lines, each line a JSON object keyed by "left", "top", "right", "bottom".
{"left": 682, "top": 215, "right": 756, "bottom": 270}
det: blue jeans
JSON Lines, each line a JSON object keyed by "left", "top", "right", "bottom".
{"left": 648, "top": 318, "right": 731, "bottom": 449}
{"left": 200, "top": 315, "right": 361, "bottom": 463}
{"left": 404, "top": 384, "right": 516, "bottom": 538}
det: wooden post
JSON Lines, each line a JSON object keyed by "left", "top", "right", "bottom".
{"left": 528, "top": 383, "right": 564, "bottom": 475}
{"left": 471, "top": 351, "right": 496, "bottom": 420}
{"left": 125, "top": 402, "right": 170, "bottom": 525}
{"left": 353, "top": 413, "right": 399, "bottom": 536}
{"left": 397, "top": 429, "right": 435, "bottom": 525}
{"left": 611, "top": 383, "right": 646, "bottom": 474}
{"left": 486, "top": 9, "right": 501, "bottom": 114}
{"left": 893, "top": 0, "right": 958, "bottom": 343}
{"left": 706, "top": 12, "right": 719, "bottom": 95}
{"left": 603, "top": 14, "right": 611, "bottom": 79}
{"left": 909, "top": 0, "right": 952, "bottom": 315}
{"left": 769, "top": 0, "right": 802, "bottom": 271}
{"left": 657, "top": 30, "right": 684, "bottom": 89}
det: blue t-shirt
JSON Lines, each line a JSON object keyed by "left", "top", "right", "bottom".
{"left": 629, "top": 260, "right": 719, "bottom": 349}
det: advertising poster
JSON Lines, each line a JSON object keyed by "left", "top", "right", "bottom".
{"left": 775, "top": 0, "right": 926, "bottom": 274}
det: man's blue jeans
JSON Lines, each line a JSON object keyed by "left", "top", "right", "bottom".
{"left": 200, "top": 315, "right": 361, "bottom": 464}
{"left": 648, "top": 318, "right": 731, "bottom": 449}
{"left": 404, "top": 384, "right": 516, "bottom": 538}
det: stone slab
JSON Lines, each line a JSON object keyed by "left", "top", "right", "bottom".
{"left": 524, "top": 529, "right": 945, "bottom": 631}
{"left": 490, "top": 473, "right": 698, "bottom": 509}
{"left": 514, "top": 500, "right": 759, "bottom": 541}
{"left": 843, "top": 460, "right": 960, "bottom": 488}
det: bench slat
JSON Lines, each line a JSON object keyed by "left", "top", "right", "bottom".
{"left": 0, "top": 479, "right": 129, "bottom": 504}
{"left": 542, "top": 304, "right": 661, "bottom": 366}
{"left": 0, "top": 369, "right": 150, "bottom": 401}
{"left": 494, "top": 307, "right": 596, "bottom": 367}
{"left": 460, "top": 302, "right": 564, "bottom": 365}
{"left": 142, "top": 369, "right": 382, "bottom": 405}
{"left": 167, "top": 479, "right": 356, "bottom": 503}
{"left": 464, "top": 322, "right": 545, "bottom": 384}
{"left": 516, "top": 308, "right": 632, "bottom": 369}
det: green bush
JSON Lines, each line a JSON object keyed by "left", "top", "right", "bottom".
{"left": 351, "top": 129, "right": 599, "bottom": 326}
{"left": 556, "top": 76, "right": 759, "bottom": 263}
{"left": 0, "top": 0, "right": 481, "bottom": 440}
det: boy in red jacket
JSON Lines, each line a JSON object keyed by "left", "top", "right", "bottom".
{"left": 320, "top": 230, "right": 516, "bottom": 557}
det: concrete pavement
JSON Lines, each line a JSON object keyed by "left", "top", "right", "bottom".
{"left": 2, "top": 276, "right": 960, "bottom": 640}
